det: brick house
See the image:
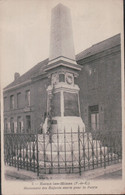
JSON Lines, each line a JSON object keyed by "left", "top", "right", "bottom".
{"left": 3, "top": 34, "right": 121, "bottom": 133}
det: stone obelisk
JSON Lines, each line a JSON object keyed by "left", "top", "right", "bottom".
{"left": 49, "top": 3, "right": 76, "bottom": 63}
{"left": 45, "top": 3, "right": 85, "bottom": 133}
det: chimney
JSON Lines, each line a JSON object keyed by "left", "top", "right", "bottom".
{"left": 14, "top": 72, "right": 20, "bottom": 80}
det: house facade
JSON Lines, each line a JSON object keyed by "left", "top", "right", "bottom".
{"left": 76, "top": 34, "right": 121, "bottom": 132}
{"left": 3, "top": 34, "right": 121, "bottom": 133}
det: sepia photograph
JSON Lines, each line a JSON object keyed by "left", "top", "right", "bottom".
{"left": 1, "top": 0, "right": 124, "bottom": 194}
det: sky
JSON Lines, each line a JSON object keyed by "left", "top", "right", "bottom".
{"left": 0, "top": 0, "right": 123, "bottom": 88}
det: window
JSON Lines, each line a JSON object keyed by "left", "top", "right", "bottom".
{"left": 17, "top": 92, "right": 21, "bottom": 108}
{"left": 17, "top": 116, "right": 22, "bottom": 133}
{"left": 89, "top": 105, "right": 99, "bottom": 131}
{"left": 10, "top": 117, "right": 14, "bottom": 133}
{"left": 10, "top": 95, "right": 14, "bottom": 109}
{"left": 25, "top": 90, "right": 30, "bottom": 106}
{"left": 88, "top": 65, "right": 98, "bottom": 90}
{"left": 4, "top": 118, "right": 8, "bottom": 132}
{"left": 4, "top": 97, "right": 7, "bottom": 111}
{"left": 26, "top": 115, "right": 31, "bottom": 133}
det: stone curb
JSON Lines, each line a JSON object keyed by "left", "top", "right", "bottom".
{"left": 4, "top": 162, "right": 122, "bottom": 180}
{"left": 5, "top": 166, "right": 38, "bottom": 180}
{"left": 82, "top": 163, "right": 122, "bottom": 179}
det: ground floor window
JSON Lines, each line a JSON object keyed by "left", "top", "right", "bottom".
{"left": 26, "top": 115, "right": 31, "bottom": 133}
{"left": 89, "top": 105, "right": 99, "bottom": 131}
{"left": 17, "top": 116, "right": 22, "bottom": 133}
{"left": 10, "top": 117, "right": 14, "bottom": 133}
{"left": 4, "top": 118, "right": 8, "bottom": 132}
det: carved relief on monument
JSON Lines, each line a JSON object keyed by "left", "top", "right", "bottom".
{"left": 65, "top": 72, "right": 74, "bottom": 85}
{"left": 51, "top": 73, "right": 59, "bottom": 85}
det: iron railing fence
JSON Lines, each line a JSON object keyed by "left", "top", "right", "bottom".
{"left": 90, "top": 130, "right": 122, "bottom": 154}
{"left": 4, "top": 133, "right": 39, "bottom": 174}
{"left": 4, "top": 130, "right": 122, "bottom": 176}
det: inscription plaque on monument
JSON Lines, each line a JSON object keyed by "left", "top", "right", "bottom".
{"left": 52, "top": 92, "right": 61, "bottom": 117}
{"left": 64, "top": 92, "right": 79, "bottom": 116}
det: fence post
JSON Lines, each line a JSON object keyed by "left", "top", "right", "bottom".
{"left": 29, "top": 136, "right": 31, "bottom": 171}
{"left": 107, "top": 132, "right": 110, "bottom": 165}
{"left": 50, "top": 132, "right": 53, "bottom": 174}
{"left": 20, "top": 144, "right": 22, "bottom": 169}
{"left": 57, "top": 128, "right": 60, "bottom": 173}
{"left": 104, "top": 135, "right": 106, "bottom": 169}
{"left": 26, "top": 142, "right": 28, "bottom": 170}
{"left": 95, "top": 133, "right": 98, "bottom": 168}
{"left": 71, "top": 129, "right": 74, "bottom": 173}
{"left": 78, "top": 127, "right": 81, "bottom": 176}
{"left": 23, "top": 139, "right": 25, "bottom": 169}
{"left": 17, "top": 143, "right": 19, "bottom": 171}
{"left": 64, "top": 128, "right": 67, "bottom": 172}
{"left": 82, "top": 129, "right": 85, "bottom": 171}
{"left": 87, "top": 132, "right": 90, "bottom": 170}
{"left": 100, "top": 135, "right": 102, "bottom": 167}
{"left": 43, "top": 132, "right": 46, "bottom": 174}
{"left": 118, "top": 131, "right": 122, "bottom": 161}
{"left": 114, "top": 133, "right": 116, "bottom": 163}
{"left": 36, "top": 133, "right": 39, "bottom": 177}
{"left": 110, "top": 132, "right": 113, "bottom": 163}
{"left": 92, "top": 134, "right": 94, "bottom": 170}
{"left": 12, "top": 135, "right": 14, "bottom": 166}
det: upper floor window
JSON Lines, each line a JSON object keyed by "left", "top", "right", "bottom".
{"left": 10, "top": 95, "right": 14, "bottom": 109}
{"left": 4, "top": 97, "right": 7, "bottom": 111}
{"left": 25, "top": 90, "right": 30, "bottom": 106}
{"left": 17, "top": 92, "right": 21, "bottom": 108}
{"left": 87, "top": 65, "right": 98, "bottom": 90}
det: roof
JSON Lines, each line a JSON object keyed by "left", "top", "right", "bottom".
{"left": 4, "top": 58, "right": 48, "bottom": 90}
{"left": 4, "top": 34, "right": 120, "bottom": 90}
{"left": 76, "top": 34, "right": 120, "bottom": 61}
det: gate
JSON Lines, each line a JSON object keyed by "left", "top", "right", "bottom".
{"left": 4, "top": 129, "right": 122, "bottom": 176}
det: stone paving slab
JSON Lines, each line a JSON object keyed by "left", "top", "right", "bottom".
{"left": 4, "top": 162, "right": 122, "bottom": 181}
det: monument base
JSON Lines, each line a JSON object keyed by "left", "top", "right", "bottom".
{"left": 37, "top": 132, "right": 118, "bottom": 172}
{"left": 51, "top": 116, "right": 85, "bottom": 133}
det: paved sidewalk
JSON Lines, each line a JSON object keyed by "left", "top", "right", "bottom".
{"left": 4, "top": 162, "right": 122, "bottom": 180}
{"left": 5, "top": 166, "right": 39, "bottom": 180}
{"left": 94, "top": 169, "right": 122, "bottom": 180}
{"left": 81, "top": 162, "right": 122, "bottom": 180}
